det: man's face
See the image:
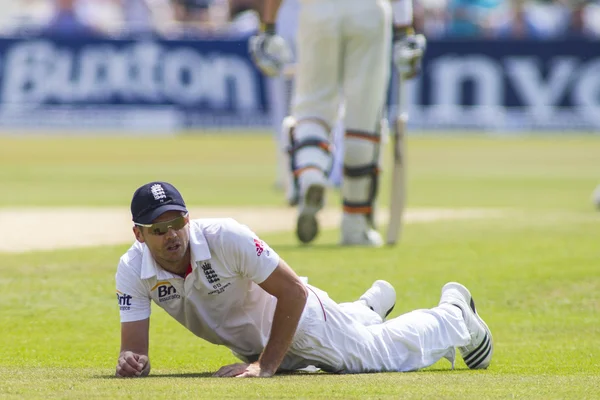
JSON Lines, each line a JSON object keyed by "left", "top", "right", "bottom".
{"left": 134, "top": 211, "right": 190, "bottom": 267}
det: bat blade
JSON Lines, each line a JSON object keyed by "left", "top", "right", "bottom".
{"left": 385, "top": 112, "right": 407, "bottom": 246}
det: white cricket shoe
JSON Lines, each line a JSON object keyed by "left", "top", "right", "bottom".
{"left": 296, "top": 169, "right": 327, "bottom": 244}
{"left": 359, "top": 280, "right": 397, "bottom": 320}
{"left": 438, "top": 282, "right": 493, "bottom": 370}
{"left": 340, "top": 213, "right": 383, "bottom": 247}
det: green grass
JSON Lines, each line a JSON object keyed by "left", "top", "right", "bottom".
{"left": 1, "top": 134, "right": 598, "bottom": 209}
{"left": 0, "top": 133, "right": 599, "bottom": 399}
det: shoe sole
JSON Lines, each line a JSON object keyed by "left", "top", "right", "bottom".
{"left": 443, "top": 282, "right": 494, "bottom": 369}
{"left": 296, "top": 184, "right": 324, "bottom": 244}
{"left": 384, "top": 303, "right": 395, "bottom": 318}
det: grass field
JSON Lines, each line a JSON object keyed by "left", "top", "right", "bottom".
{"left": 0, "top": 133, "right": 599, "bottom": 399}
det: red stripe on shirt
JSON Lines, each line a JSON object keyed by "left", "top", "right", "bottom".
{"left": 307, "top": 286, "right": 327, "bottom": 322}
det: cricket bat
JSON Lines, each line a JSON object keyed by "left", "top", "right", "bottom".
{"left": 385, "top": 72, "right": 407, "bottom": 246}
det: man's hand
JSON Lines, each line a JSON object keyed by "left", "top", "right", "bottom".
{"left": 213, "top": 362, "right": 274, "bottom": 378}
{"left": 393, "top": 28, "right": 427, "bottom": 80}
{"left": 249, "top": 25, "right": 292, "bottom": 77}
{"left": 115, "top": 351, "right": 149, "bottom": 378}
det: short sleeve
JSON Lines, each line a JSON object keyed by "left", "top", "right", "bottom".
{"left": 115, "top": 260, "right": 152, "bottom": 323}
{"left": 221, "top": 220, "right": 280, "bottom": 284}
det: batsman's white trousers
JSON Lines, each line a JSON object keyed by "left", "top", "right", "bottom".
{"left": 293, "top": 0, "right": 392, "bottom": 132}
{"left": 280, "top": 285, "right": 471, "bottom": 373}
{"left": 269, "top": 0, "right": 345, "bottom": 188}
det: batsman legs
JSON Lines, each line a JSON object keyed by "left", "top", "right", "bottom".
{"left": 250, "top": 0, "right": 426, "bottom": 246}
{"left": 288, "top": 0, "right": 392, "bottom": 246}
{"left": 269, "top": 0, "right": 345, "bottom": 206}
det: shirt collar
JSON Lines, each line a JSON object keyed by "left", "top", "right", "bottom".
{"left": 140, "top": 244, "right": 179, "bottom": 280}
{"left": 189, "top": 220, "right": 212, "bottom": 270}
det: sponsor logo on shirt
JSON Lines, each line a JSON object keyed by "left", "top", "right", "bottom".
{"left": 151, "top": 281, "right": 181, "bottom": 303}
{"left": 254, "top": 238, "right": 269, "bottom": 256}
{"left": 116, "top": 291, "right": 132, "bottom": 311}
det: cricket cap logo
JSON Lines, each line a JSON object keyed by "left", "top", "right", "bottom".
{"left": 150, "top": 184, "right": 167, "bottom": 201}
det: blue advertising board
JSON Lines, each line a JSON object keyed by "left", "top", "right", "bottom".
{"left": 0, "top": 36, "right": 597, "bottom": 132}
{"left": 0, "top": 36, "right": 268, "bottom": 130}
{"left": 407, "top": 39, "right": 600, "bottom": 131}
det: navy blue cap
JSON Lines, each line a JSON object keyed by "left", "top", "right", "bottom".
{"left": 131, "top": 182, "right": 188, "bottom": 224}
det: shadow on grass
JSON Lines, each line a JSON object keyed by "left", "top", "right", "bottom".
{"left": 93, "top": 372, "right": 215, "bottom": 379}
{"left": 94, "top": 368, "right": 468, "bottom": 380}
{"left": 420, "top": 367, "right": 473, "bottom": 374}
{"left": 94, "top": 371, "right": 326, "bottom": 380}
{"left": 143, "top": 372, "right": 216, "bottom": 378}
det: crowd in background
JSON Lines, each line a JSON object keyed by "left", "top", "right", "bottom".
{"left": 0, "top": 0, "right": 598, "bottom": 39}
{"left": 0, "top": 0, "right": 260, "bottom": 37}
{"left": 417, "top": 0, "right": 600, "bottom": 39}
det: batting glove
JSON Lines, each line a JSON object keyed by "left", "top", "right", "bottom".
{"left": 249, "top": 24, "right": 292, "bottom": 77}
{"left": 392, "top": 27, "right": 427, "bottom": 80}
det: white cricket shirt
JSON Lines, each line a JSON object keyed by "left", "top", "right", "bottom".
{"left": 115, "top": 218, "right": 281, "bottom": 358}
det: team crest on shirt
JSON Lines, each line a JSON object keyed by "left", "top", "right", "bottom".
{"left": 197, "top": 261, "right": 220, "bottom": 284}
{"left": 197, "top": 260, "right": 231, "bottom": 295}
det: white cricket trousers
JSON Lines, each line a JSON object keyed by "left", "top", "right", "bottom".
{"left": 293, "top": 0, "right": 392, "bottom": 132}
{"left": 281, "top": 285, "right": 471, "bottom": 373}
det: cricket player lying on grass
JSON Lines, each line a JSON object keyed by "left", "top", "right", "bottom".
{"left": 115, "top": 181, "right": 493, "bottom": 378}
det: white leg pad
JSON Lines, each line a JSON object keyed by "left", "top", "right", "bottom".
{"left": 293, "top": 120, "right": 332, "bottom": 173}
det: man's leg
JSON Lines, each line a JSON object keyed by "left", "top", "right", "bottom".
{"left": 374, "top": 303, "right": 467, "bottom": 370}
{"left": 284, "top": 281, "right": 477, "bottom": 373}
{"left": 370, "top": 281, "right": 493, "bottom": 372}
{"left": 290, "top": 2, "right": 342, "bottom": 244}
{"left": 339, "top": 0, "right": 392, "bottom": 246}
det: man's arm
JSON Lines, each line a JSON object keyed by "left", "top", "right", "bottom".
{"left": 116, "top": 319, "right": 151, "bottom": 378}
{"left": 254, "top": 259, "right": 308, "bottom": 375}
{"left": 261, "top": 0, "right": 283, "bottom": 26}
{"left": 248, "top": 0, "right": 291, "bottom": 76}
{"left": 391, "top": 0, "right": 427, "bottom": 80}
{"left": 214, "top": 258, "right": 307, "bottom": 377}
{"left": 392, "top": 0, "right": 414, "bottom": 31}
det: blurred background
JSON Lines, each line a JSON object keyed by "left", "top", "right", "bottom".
{"left": 0, "top": 0, "right": 599, "bottom": 39}
{"left": 0, "top": 0, "right": 597, "bottom": 133}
